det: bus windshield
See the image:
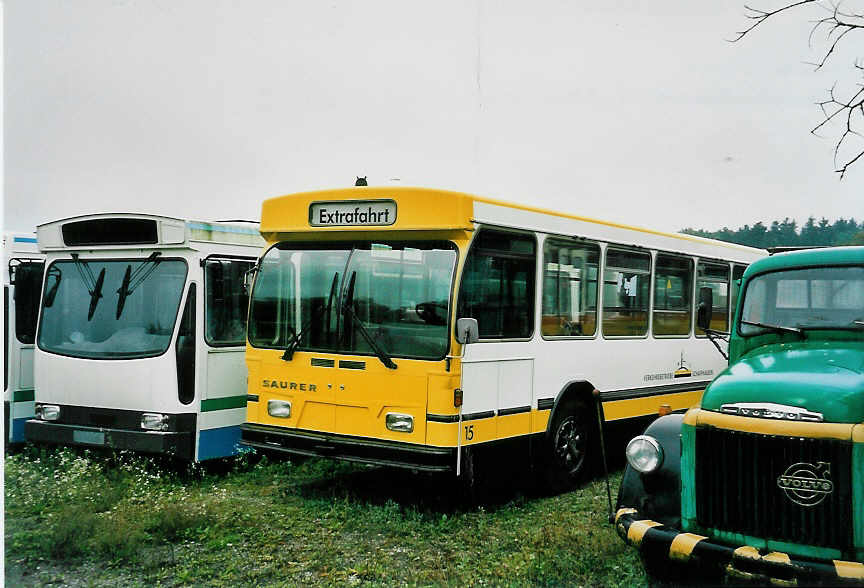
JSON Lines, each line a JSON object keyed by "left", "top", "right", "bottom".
{"left": 248, "top": 241, "right": 457, "bottom": 360}
{"left": 740, "top": 265, "right": 864, "bottom": 335}
{"left": 38, "top": 258, "right": 188, "bottom": 359}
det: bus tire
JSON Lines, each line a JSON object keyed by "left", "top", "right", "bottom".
{"left": 544, "top": 400, "right": 593, "bottom": 491}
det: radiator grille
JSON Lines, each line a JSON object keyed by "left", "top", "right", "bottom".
{"left": 694, "top": 426, "right": 853, "bottom": 550}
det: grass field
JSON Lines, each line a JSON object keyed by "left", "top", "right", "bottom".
{"left": 4, "top": 446, "right": 647, "bottom": 586}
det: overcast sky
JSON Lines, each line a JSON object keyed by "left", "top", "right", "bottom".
{"left": 3, "top": 1, "right": 862, "bottom": 234}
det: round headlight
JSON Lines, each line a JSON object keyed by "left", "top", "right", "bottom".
{"left": 626, "top": 435, "right": 664, "bottom": 473}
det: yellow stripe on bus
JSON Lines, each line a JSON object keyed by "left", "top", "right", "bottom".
{"left": 602, "top": 390, "right": 703, "bottom": 421}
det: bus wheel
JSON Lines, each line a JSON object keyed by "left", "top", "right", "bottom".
{"left": 545, "top": 402, "right": 591, "bottom": 491}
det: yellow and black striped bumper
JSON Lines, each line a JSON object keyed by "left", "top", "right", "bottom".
{"left": 615, "top": 508, "right": 864, "bottom": 585}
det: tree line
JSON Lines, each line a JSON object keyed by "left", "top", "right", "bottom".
{"left": 681, "top": 217, "right": 864, "bottom": 249}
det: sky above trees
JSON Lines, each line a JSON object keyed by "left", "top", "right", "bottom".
{"left": 4, "top": 2, "right": 862, "bottom": 234}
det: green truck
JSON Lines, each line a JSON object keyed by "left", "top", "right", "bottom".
{"left": 615, "top": 246, "right": 864, "bottom": 584}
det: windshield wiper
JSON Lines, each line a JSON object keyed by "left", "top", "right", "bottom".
{"left": 741, "top": 319, "right": 805, "bottom": 338}
{"left": 116, "top": 252, "right": 162, "bottom": 319}
{"left": 281, "top": 271, "right": 340, "bottom": 361}
{"left": 71, "top": 254, "right": 106, "bottom": 321}
{"left": 341, "top": 271, "right": 397, "bottom": 370}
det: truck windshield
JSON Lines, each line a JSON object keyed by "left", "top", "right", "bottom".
{"left": 740, "top": 265, "right": 864, "bottom": 335}
{"left": 248, "top": 241, "right": 457, "bottom": 360}
{"left": 38, "top": 259, "right": 187, "bottom": 359}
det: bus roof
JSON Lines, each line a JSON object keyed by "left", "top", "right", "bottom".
{"left": 260, "top": 186, "right": 765, "bottom": 263}
{"left": 36, "top": 213, "right": 264, "bottom": 251}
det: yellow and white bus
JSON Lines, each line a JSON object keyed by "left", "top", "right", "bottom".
{"left": 241, "top": 187, "right": 764, "bottom": 488}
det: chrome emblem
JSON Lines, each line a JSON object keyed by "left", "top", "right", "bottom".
{"left": 720, "top": 402, "right": 823, "bottom": 422}
{"left": 777, "top": 462, "right": 833, "bottom": 507}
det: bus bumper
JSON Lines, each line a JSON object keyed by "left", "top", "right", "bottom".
{"left": 241, "top": 423, "right": 455, "bottom": 472}
{"left": 615, "top": 508, "right": 864, "bottom": 585}
{"left": 25, "top": 419, "right": 194, "bottom": 460}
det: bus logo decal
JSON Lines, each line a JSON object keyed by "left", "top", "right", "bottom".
{"left": 777, "top": 461, "right": 833, "bottom": 507}
{"left": 309, "top": 200, "right": 397, "bottom": 227}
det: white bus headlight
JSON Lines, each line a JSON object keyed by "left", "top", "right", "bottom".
{"left": 141, "top": 413, "right": 169, "bottom": 431}
{"left": 626, "top": 435, "right": 664, "bottom": 473}
{"left": 35, "top": 404, "right": 60, "bottom": 421}
{"left": 386, "top": 413, "right": 414, "bottom": 433}
{"left": 268, "top": 400, "right": 291, "bottom": 418}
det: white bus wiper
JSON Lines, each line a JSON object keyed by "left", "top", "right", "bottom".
{"left": 341, "top": 271, "right": 397, "bottom": 370}
{"left": 71, "top": 254, "right": 106, "bottom": 321}
{"left": 116, "top": 252, "right": 162, "bottom": 319}
{"left": 741, "top": 319, "right": 805, "bottom": 338}
{"left": 282, "top": 271, "right": 339, "bottom": 361}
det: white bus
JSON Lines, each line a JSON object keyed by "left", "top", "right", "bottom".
{"left": 4, "top": 232, "right": 44, "bottom": 445}
{"left": 27, "top": 214, "right": 264, "bottom": 461}
{"left": 242, "top": 187, "right": 766, "bottom": 488}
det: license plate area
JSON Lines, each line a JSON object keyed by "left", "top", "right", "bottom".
{"left": 73, "top": 429, "right": 105, "bottom": 446}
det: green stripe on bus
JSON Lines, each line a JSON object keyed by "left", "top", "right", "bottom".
{"left": 201, "top": 395, "right": 247, "bottom": 412}
{"left": 13, "top": 390, "right": 34, "bottom": 402}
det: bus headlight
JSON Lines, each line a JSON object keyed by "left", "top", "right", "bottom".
{"left": 626, "top": 435, "right": 664, "bottom": 473}
{"left": 268, "top": 400, "right": 291, "bottom": 418}
{"left": 141, "top": 412, "right": 169, "bottom": 431}
{"left": 35, "top": 404, "right": 60, "bottom": 421}
{"left": 386, "top": 413, "right": 414, "bottom": 433}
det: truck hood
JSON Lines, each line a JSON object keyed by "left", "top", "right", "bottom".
{"left": 701, "top": 341, "right": 864, "bottom": 424}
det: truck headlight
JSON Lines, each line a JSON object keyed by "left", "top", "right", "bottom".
{"left": 386, "top": 413, "right": 413, "bottom": 433}
{"left": 35, "top": 404, "right": 60, "bottom": 421}
{"left": 626, "top": 435, "right": 664, "bottom": 473}
{"left": 268, "top": 400, "right": 291, "bottom": 418}
{"left": 141, "top": 412, "right": 169, "bottom": 431}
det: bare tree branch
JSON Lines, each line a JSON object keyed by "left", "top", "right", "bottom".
{"left": 735, "top": 1, "right": 864, "bottom": 177}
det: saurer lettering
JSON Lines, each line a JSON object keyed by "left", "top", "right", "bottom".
{"left": 262, "top": 379, "right": 317, "bottom": 392}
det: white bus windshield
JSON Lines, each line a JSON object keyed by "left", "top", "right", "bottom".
{"left": 248, "top": 241, "right": 457, "bottom": 361}
{"left": 38, "top": 258, "right": 188, "bottom": 359}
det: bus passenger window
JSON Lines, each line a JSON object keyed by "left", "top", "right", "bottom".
{"left": 542, "top": 239, "right": 599, "bottom": 337}
{"left": 204, "top": 259, "right": 255, "bottom": 346}
{"left": 696, "top": 261, "right": 730, "bottom": 335}
{"left": 602, "top": 249, "right": 650, "bottom": 337}
{"left": 652, "top": 254, "right": 693, "bottom": 336}
{"left": 458, "top": 230, "right": 536, "bottom": 339}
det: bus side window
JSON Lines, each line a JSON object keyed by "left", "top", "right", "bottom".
{"left": 652, "top": 254, "right": 693, "bottom": 337}
{"left": 176, "top": 284, "right": 196, "bottom": 405}
{"left": 541, "top": 238, "right": 599, "bottom": 337}
{"left": 602, "top": 249, "right": 651, "bottom": 337}
{"left": 696, "top": 261, "right": 730, "bottom": 335}
{"left": 457, "top": 230, "right": 536, "bottom": 339}
{"left": 204, "top": 259, "right": 255, "bottom": 346}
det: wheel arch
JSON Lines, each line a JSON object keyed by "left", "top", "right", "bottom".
{"left": 545, "top": 379, "right": 599, "bottom": 439}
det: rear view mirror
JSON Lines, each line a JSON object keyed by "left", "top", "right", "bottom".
{"left": 696, "top": 287, "right": 713, "bottom": 331}
{"left": 456, "top": 318, "right": 479, "bottom": 344}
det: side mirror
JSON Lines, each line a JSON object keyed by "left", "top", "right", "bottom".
{"left": 696, "top": 287, "right": 713, "bottom": 331}
{"left": 455, "top": 318, "right": 479, "bottom": 344}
